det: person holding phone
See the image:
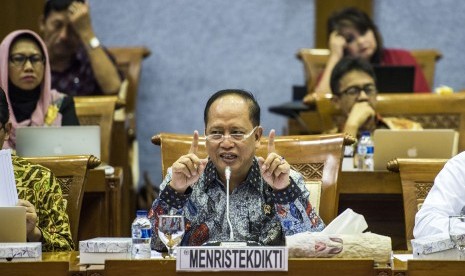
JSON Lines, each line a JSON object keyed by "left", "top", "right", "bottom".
{"left": 148, "top": 89, "right": 324, "bottom": 250}
{"left": 313, "top": 7, "right": 430, "bottom": 96}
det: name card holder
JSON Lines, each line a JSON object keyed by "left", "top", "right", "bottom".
{"left": 176, "top": 246, "right": 288, "bottom": 272}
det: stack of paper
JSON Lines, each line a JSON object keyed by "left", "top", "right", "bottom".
{"left": 79, "top": 237, "right": 132, "bottom": 264}
{"left": 0, "top": 149, "right": 17, "bottom": 206}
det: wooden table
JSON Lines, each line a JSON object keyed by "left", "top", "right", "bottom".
{"left": 339, "top": 170, "right": 406, "bottom": 250}
{"left": 79, "top": 167, "right": 123, "bottom": 241}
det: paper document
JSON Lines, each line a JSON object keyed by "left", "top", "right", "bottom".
{"left": 0, "top": 149, "right": 18, "bottom": 206}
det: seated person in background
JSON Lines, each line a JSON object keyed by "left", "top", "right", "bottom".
{"left": 330, "top": 57, "right": 422, "bottom": 138}
{"left": 0, "top": 87, "right": 74, "bottom": 251}
{"left": 414, "top": 151, "right": 465, "bottom": 238}
{"left": 149, "top": 89, "right": 324, "bottom": 249}
{"left": 0, "top": 30, "right": 80, "bottom": 150}
{"left": 40, "top": 0, "right": 123, "bottom": 96}
{"left": 313, "top": 6, "right": 430, "bottom": 97}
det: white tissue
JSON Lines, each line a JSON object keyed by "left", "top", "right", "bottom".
{"left": 322, "top": 208, "right": 368, "bottom": 234}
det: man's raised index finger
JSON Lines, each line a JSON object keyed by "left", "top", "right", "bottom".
{"left": 189, "top": 130, "right": 199, "bottom": 154}
{"left": 268, "top": 129, "right": 276, "bottom": 154}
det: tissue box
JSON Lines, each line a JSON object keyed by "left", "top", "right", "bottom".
{"left": 79, "top": 237, "right": 132, "bottom": 264}
{"left": 0, "top": 242, "right": 41, "bottom": 262}
{"left": 411, "top": 233, "right": 455, "bottom": 257}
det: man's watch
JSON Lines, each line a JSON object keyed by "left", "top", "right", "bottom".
{"left": 88, "top": 37, "right": 100, "bottom": 49}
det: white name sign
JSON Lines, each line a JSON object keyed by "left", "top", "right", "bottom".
{"left": 176, "top": 246, "right": 288, "bottom": 271}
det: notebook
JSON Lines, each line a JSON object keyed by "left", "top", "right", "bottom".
{"left": 373, "top": 129, "right": 459, "bottom": 170}
{"left": 373, "top": 65, "right": 415, "bottom": 93}
{"left": 15, "top": 126, "right": 101, "bottom": 159}
{"left": 0, "top": 207, "right": 26, "bottom": 242}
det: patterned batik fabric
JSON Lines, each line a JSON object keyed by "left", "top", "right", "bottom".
{"left": 13, "top": 155, "right": 74, "bottom": 251}
{"left": 149, "top": 158, "right": 325, "bottom": 251}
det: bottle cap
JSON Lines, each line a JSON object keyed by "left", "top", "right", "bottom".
{"left": 361, "top": 131, "right": 371, "bottom": 136}
{"left": 136, "top": 210, "right": 148, "bottom": 216}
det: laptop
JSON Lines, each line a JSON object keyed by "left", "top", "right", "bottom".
{"left": 15, "top": 126, "right": 101, "bottom": 159}
{"left": 373, "top": 65, "right": 415, "bottom": 93}
{"left": 0, "top": 206, "right": 26, "bottom": 242}
{"left": 373, "top": 129, "right": 459, "bottom": 170}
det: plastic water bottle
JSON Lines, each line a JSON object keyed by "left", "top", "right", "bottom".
{"left": 131, "top": 210, "right": 152, "bottom": 259}
{"left": 356, "top": 131, "right": 374, "bottom": 171}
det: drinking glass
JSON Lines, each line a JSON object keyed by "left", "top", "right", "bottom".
{"left": 449, "top": 215, "right": 465, "bottom": 259}
{"left": 158, "top": 215, "right": 185, "bottom": 258}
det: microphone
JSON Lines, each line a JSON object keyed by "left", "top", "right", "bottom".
{"left": 225, "top": 166, "right": 234, "bottom": 241}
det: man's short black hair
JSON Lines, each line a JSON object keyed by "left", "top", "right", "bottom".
{"left": 44, "top": 0, "right": 85, "bottom": 19}
{"left": 0, "top": 87, "right": 9, "bottom": 129}
{"left": 204, "top": 89, "right": 260, "bottom": 127}
{"left": 330, "top": 57, "right": 376, "bottom": 95}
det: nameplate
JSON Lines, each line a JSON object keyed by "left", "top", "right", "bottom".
{"left": 176, "top": 246, "right": 288, "bottom": 271}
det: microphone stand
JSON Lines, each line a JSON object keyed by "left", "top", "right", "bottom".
{"left": 225, "top": 166, "right": 234, "bottom": 241}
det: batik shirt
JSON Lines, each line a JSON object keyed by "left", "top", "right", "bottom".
{"left": 149, "top": 158, "right": 325, "bottom": 250}
{"left": 13, "top": 155, "right": 74, "bottom": 251}
{"left": 51, "top": 46, "right": 122, "bottom": 96}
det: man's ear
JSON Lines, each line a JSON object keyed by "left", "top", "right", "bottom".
{"left": 254, "top": 126, "right": 263, "bottom": 149}
{"left": 331, "top": 95, "right": 342, "bottom": 110}
{"left": 39, "top": 15, "right": 45, "bottom": 33}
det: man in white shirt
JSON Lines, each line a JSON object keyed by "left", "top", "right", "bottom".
{"left": 414, "top": 151, "right": 465, "bottom": 238}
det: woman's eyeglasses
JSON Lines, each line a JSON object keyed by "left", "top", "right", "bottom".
{"left": 9, "top": 54, "right": 45, "bottom": 68}
{"left": 340, "top": 84, "right": 377, "bottom": 97}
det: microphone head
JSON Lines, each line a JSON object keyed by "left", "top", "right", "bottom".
{"left": 225, "top": 166, "right": 231, "bottom": 180}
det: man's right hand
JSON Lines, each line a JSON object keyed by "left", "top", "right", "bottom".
{"left": 170, "top": 131, "right": 207, "bottom": 193}
{"left": 344, "top": 102, "right": 376, "bottom": 137}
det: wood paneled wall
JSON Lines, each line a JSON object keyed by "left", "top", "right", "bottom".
{"left": 0, "top": 0, "right": 45, "bottom": 40}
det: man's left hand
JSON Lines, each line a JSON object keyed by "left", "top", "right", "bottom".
{"left": 257, "top": 129, "right": 290, "bottom": 190}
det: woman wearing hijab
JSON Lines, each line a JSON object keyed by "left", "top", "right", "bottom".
{"left": 0, "top": 29, "right": 79, "bottom": 149}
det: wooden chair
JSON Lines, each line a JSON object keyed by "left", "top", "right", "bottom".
{"left": 108, "top": 47, "right": 151, "bottom": 235}
{"left": 407, "top": 260, "right": 464, "bottom": 276}
{"left": 305, "top": 92, "right": 465, "bottom": 152}
{"left": 74, "top": 95, "right": 123, "bottom": 164}
{"left": 296, "top": 48, "right": 442, "bottom": 94}
{"left": 151, "top": 132, "right": 356, "bottom": 224}
{"left": 386, "top": 158, "right": 447, "bottom": 250}
{"left": 108, "top": 46, "right": 151, "bottom": 120}
{"left": 105, "top": 258, "right": 375, "bottom": 276}
{"left": 23, "top": 155, "right": 101, "bottom": 247}
{"left": 0, "top": 261, "right": 69, "bottom": 276}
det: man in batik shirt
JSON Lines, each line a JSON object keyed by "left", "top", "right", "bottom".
{"left": 0, "top": 88, "right": 73, "bottom": 251}
{"left": 149, "top": 89, "right": 325, "bottom": 250}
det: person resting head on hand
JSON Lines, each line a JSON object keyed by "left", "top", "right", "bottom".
{"left": 0, "top": 29, "right": 79, "bottom": 150}
{"left": 0, "top": 87, "right": 74, "bottom": 251}
{"left": 149, "top": 89, "right": 325, "bottom": 251}
{"left": 313, "top": 6, "right": 430, "bottom": 96}
{"left": 330, "top": 57, "right": 422, "bottom": 139}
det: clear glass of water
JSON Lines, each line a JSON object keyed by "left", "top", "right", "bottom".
{"left": 158, "top": 215, "right": 185, "bottom": 258}
{"left": 449, "top": 215, "right": 465, "bottom": 259}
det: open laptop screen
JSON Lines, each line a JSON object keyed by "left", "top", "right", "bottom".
{"left": 372, "top": 129, "right": 458, "bottom": 171}
{"left": 15, "top": 126, "right": 101, "bottom": 159}
{"left": 373, "top": 65, "right": 415, "bottom": 93}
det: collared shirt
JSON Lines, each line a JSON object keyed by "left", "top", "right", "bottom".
{"left": 149, "top": 158, "right": 325, "bottom": 250}
{"left": 13, "top": 155, "right": 74, "bottom": 251}
{"left": 414, "top": 151, "right": 465, "bottom": 238}
{"left": 51, "top": 46, "right": 122, "bottom": 96}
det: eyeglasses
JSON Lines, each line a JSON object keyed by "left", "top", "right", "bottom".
{"left": 9, "top": 54, "right": 45, "bottom": 68}
{"left": 205, "top": 126, "right": 258, "bottom": 143}
{"left": 340, "top": 84, "right": 377, "bottom": 97}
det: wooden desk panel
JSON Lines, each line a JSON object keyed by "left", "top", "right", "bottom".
{"left": 79, "top": 167, "right": 123, "bottom": 241}
{"left": 105, "top": 258, "right": 377, "bottom": 276}
{"left": 338, "top": 170, "right": 405, "bottom": 250}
